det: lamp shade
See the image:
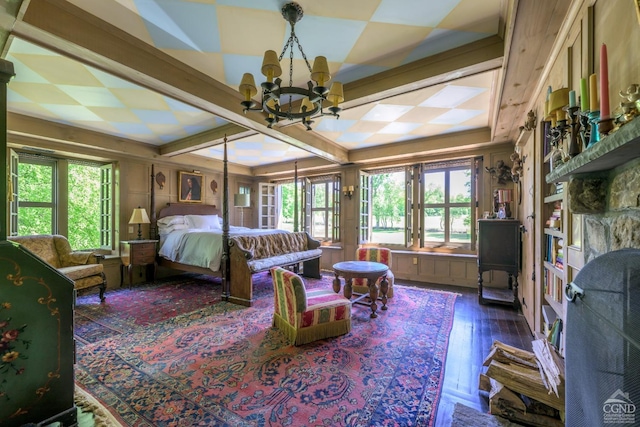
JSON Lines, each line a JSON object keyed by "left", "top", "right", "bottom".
{"left": 498, "top": 189, "right": 512, "bottom": 204}
{"left": 311, "top": 56, "right": 331, "bottom": 86}
{"left": 300, "top": 97, "right": 314, "bottom": 113}
{"left": 128, "top": 207, "right": 150, "bottom": 224}
{"left": 234, "top": 193, "right": 250, "bottom": 208}
{"left": 261, "top": 50, "right": 282, "bottom": 80}
{"left": 327, "top": 82, "right": 344, "bottom": 106}
{"left": 549, "top": 88, "right": 570, "bottom": 115}
{"left": 239, "top": 73, "right": 257, "bottom": 100}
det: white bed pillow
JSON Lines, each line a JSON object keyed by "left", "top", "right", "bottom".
{"left": 157, "top": 215, "right": 186, "bottom": 226}
{"left": 185, "top": 214, "right": 221, "bottom": 230}
{"left": 158, "top": 223, "right": 188, "bottom": 236}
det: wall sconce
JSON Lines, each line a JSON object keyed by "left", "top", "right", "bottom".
{"left": 342, "top": 185, "right": 354, "bottom": 199}
{"left": 155, "top": 171, "right": 165, "bottom": 189}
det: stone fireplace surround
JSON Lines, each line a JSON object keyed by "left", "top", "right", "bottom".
{"left": 547, "top": 116, "right": 640, "bottom": 262}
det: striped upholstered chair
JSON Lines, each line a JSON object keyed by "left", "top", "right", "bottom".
{"left": 352, "top": 247, "right": 395, "bottom": 298}
{"left": 271, "top": 266, "right": 351, "bottom": 346}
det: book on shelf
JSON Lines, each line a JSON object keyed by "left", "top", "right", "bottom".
{"left": 544, "top": 267, "right": 564, "bottom": 302}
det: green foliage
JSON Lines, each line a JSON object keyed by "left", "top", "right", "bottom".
{"left": 17, "top": 163, "right": 53, "bottom": 235}
{"left": 18, "top": 161, "right": 101, "bottom": 249}
{"left": 371, "top": 173, "right": 405, "bottom": 228}
{"left": 280, "top": 182, "right": 295, "bottom": 225}
{"left": 68, "top": 164, "right": 101, "bottom": 249}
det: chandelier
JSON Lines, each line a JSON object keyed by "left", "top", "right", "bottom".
{"left": 238, "top": 2, "right": 344, "bottom": 131}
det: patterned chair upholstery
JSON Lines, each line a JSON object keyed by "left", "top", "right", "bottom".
{"left": 271, "top": 266, "right": 351, "bottom": 346}
{"left": 8, "top": 234, "right": 107, "bottom": 301}
{"left": 352, "top": 247, "right": 395, "bottom": 298}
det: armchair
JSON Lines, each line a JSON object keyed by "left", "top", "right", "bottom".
{"left": 353, "top": 247, "right": 395, "bottom": 298}
{"left": 8, "top": 234, "right": 107, "bottom": 301}
{"left": 271, "top": 266, "right": 351, "bottom": 346}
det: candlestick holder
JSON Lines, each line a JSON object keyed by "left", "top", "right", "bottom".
{"left": 598, "top": 116, "right": 615, "bottom": 138}
{"left": 587, "top": 110, "right": 600, "bottom": 148}
{"left": 566, "top": 105, "right": 582, "bottom": 157}
{"left": 578, "top": 110, "right": 591, "bottom": 150}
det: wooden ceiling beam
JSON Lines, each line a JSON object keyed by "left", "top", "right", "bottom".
{"left": 343, "top": 35, "right": 504, "bottom": 108}
{"left": 349, "top": 128, "right": 492, "bottom": 164}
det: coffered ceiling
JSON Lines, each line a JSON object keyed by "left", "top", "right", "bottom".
{"left": 0, "top": 0, "right": 571, "bottom": 175}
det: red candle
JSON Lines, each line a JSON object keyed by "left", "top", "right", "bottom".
{"left": 600, "top": 43, "right": 610, "bottom": 118}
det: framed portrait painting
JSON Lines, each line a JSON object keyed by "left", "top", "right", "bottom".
{"left": 179, "top": 171, "right": 203, "bottom": 203}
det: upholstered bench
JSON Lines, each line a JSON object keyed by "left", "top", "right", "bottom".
{"left": 228, "top": 231, "right": 322, "bottom": 306}
{"left": 8, "top": 234, "right": 107, "bottom": 301}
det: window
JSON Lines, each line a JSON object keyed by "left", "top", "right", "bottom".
{"left": 14, "top": 153, "right": 115, "bottom": 250}
{"left": 17, "top": 158, "right": 56, "bottom": 236}
{"left": 267, "top": 174, "right": 341, "bottom": 242}
{"left": 310, "top": 180, "right": 333, "bottom": 240}
{"left": 359, "top": 169, "right": 407, "bottom": 246}
{"left": 361, "top": 159, "right": 478, "bottom": 251}
{"left": 422, "top": 162, "right": 474, "bottom": 247}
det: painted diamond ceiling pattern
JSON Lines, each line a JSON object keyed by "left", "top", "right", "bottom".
{"left": 5, "top": 0, "right": 501, "bottom": 168}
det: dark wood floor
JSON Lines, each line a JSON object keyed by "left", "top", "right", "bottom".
{"left": 401, "top": 280, "right": 533, "bottom": 426}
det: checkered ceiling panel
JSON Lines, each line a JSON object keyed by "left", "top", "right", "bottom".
{"left": 5, "top": 0, "right": 502, "bottom": 167}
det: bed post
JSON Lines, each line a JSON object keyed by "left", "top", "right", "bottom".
{"left": 150, "top": 164, "right": 157, "bottom": 240}
{"left": 294, "top": 161, "right": 298, "bottom": 233}
{"left": 221, "top": 136, "right": 230, "bottom": 301}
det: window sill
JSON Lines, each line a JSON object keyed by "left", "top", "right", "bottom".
{"left": 392, "top": 249, "right": 476, "bottom": 258}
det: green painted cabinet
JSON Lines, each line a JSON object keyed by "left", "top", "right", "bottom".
{"left": 0, "top": 240, "right": 76, "bottom": 426}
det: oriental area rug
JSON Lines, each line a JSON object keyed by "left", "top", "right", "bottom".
{"left": 74, "top": 272, "right": 458, "bottom": 427}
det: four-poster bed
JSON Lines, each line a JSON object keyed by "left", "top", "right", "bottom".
{"left": 150, "top": 139, "right": 318, "bottom": 306}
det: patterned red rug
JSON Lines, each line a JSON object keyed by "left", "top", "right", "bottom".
{"left": 75, "top": 274, "right": 222, "bottom": 344}
{"left": 75, "top": 272, "right": 458, "bottom": 426}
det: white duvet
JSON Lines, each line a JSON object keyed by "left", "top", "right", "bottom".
{"left": 158, "top": 227, "right": 289, "bottom": 272}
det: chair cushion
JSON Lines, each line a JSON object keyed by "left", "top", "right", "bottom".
{"left": 247, "top": 249, "right": 322, "bottom": 273}
{"left": 300, "top": 289, "right": 351, "bottom": 328}
{"left": 58, "top": 263, "right": 104, "bottom": 281}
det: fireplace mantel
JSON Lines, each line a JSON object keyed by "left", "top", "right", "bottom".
{"left": 546, "top": 116, "right": 640, "bottom": 184}
{"left": 546, "top": 116, "right": 640, "bottom": 214}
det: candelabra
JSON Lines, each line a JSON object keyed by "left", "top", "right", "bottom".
{"left": 578, "top": 110, "right": 591, "bottom": 151}
{"left": 587, "top": 110, "right": 600, "bottom": 148}
{"left": 567, "top": 105, "right": 582, "bottom": 157}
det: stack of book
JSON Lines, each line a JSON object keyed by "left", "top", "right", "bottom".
{"left": 546, "top": 201, "right": 562, "bottom": 229}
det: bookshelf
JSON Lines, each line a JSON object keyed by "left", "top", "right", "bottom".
{"left": 541, "top": 129, "right": 568, "bottom": 355}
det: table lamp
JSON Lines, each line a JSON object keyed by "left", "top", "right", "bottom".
{"left": 129, "top": 206, "right": 150, "bottom": 240}
{"left": 234, "top": 193, "right": 250, "bottom": 226}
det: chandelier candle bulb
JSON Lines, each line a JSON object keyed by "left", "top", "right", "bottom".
{"left": 300, "top": 97, "right": 314, "bottom": 113}
{"left": 580, "top": 78, "right": 588, "bottom": 111}
{"left": 600, "top": 43, "right": 610, "bottom": 118}
{"left": 589, "top": 73, "right": 598, "bottom": 112}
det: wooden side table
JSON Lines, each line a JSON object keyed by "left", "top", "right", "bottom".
{"left": 120, "top": 240, "right": 158, "bottom": 287}
{"left": 332, "top": 261, "right": 389, "bottom": 318}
